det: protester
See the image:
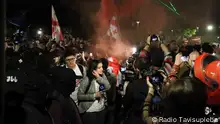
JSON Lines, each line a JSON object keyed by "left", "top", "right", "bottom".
{"left": 22, "top": 68, "right": 53, "bottom": 124}
{"left": 163, "top": 77, "right": 207, "bottom": 118}
{"left": 64, "top": 48, "right": 87, "bottom": 105}
{"left": 100, "top": 58, "right": 117, "bottom": 124}
{"left": 194, "top": 53, "right": 220, "bottom": 105}
{"left": 122, "top": 57, "right": 153, "bottom": 124}
{"left": 5, "top": 31, "right": 220, "bottom": 124}
{"left": 202, "top": 43, "right": 214, "bottom": 54}
{"left": 48, "top": 67, "right": 83, "bottom": 124}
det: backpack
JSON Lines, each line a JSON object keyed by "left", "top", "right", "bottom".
{"left": 75, "top": 64, "right": 84, "bottom": 79}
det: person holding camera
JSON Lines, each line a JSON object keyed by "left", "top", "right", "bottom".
{"left": 122, "top": 57, "right": 154, "bottom": 124}
{"left": 168, "top": 45, "right": 200, "bottom": 82}
{"left": 140, "top": 34, "right": 172, "bottom": 77}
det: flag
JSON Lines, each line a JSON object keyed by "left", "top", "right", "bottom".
{"left": 52, "top": 5, "right": 64, "bottom": 42}
{"left": 107, "top": 16, "right": 121, "bottom": 40}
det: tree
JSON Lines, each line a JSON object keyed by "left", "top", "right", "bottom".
{"left": 183, "top": 28, "right": 197, "bottom": 38}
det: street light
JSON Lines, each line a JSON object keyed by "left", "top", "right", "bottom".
{"left": 37, "top": 30, "right": 42, "bottom": 35}
{"left": 207, "top": 25, "right": 213, "bottom": 31}
{"left": 136, "top": 21, "right": 140, "bottom": 41}
{"left": 136, "top": 21, "right": 140, "bottom": 25}
{"left": 37, "top": 28, "right": 43, "bottom": 35}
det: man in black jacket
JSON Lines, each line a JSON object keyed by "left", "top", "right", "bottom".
{"left": 22, "top": 69, "right": 53, "bottom": 124}
{"left": 122, "top": 57, "right": 152, "bottom": 124}
{"left": 48, "top": 67, "right": 83, "bottom": 124}
{"left": 5, "top": 56, "right": 27, "bottom": 124}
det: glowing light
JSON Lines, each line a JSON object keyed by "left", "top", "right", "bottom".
{"left": 37, "top": 30, "right": 42, "bottom": 35}
{"left": 89, "top": 53, "right": 93, "bottom": 56}
{"left": 207, "top": 25, "right": 213, "bottom": 31}
{"left": 132, "top": 47, "right": 137, "bottom": 54}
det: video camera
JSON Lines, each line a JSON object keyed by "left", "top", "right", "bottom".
{"left": 144, "top": 69, "right": 165, "bottom": 116}
{"left": 141, "top": 67, "right": 164, "bottom": 99}
{"left": 150, "top": 35, "right": 159, "bottom": 42}
{"left": 149, "top": 71, "right": 164, "bottom": 96}
{"left": 121, "top": 57, "right": 138, "bottom": 82}
{"left": 122, "top": 69, "right": 137, "bottom": 82}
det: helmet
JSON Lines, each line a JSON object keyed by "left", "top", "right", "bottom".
{"left": 194, "top": 53, "right": 220, "bottom": 105}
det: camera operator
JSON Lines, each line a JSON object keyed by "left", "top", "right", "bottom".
{"left": 120, "top": 56, "right": 138, "bottom": 96}
{"left": 140, "top": 35, "right": 172, "bottom": 76}
{"left": 122, "top": 57, "right": 154, "bottom": 124}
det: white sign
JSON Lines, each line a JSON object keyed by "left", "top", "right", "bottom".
{"left": 6, "top": 76, "right": 18, "bottom": 83}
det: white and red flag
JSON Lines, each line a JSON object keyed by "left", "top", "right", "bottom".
{"left": 52, "top": 5, "right": 64, "bottom": 42}
{"left": 107, "top": 16, "right": 121, "bottom": 40}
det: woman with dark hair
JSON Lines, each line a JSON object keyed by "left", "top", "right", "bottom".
{"left": 202, "top": 43, "right": 214, "bottom": 54}
{"left": 163, "top": 77, "right": 207, "bottom": 118}
{"left": 77, "top": 59, "right": 111, "bottom": 124}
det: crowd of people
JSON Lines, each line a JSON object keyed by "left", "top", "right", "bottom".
{"left": 5, "top": 33, "right": 220, "bottom": 124}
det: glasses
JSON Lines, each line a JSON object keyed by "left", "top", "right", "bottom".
{"left": 65, "top": 57, "right": 76, "bottom": 62}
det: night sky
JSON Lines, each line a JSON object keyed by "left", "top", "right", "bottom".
{"left": 6, "top": 0, "right": 220, "bottom": 37}
{"left": 7, "top": 0, "right": 83, "bottom": 36}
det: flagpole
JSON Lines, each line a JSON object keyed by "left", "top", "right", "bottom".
{"left": 51, "top": 5, "right": 53, "bottom": 39}
{"left": 0, "top": 0, "right": 6, "bottom": 122}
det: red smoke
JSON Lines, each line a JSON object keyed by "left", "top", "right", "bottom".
{"left": 98, "top": 39, "right": 132, "bottom": 58}
{"left": 97, "top": 0, "right": 145, "bottom": 32}
{"left": 94, "top": 0, "right": 145, "bottom": 59}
